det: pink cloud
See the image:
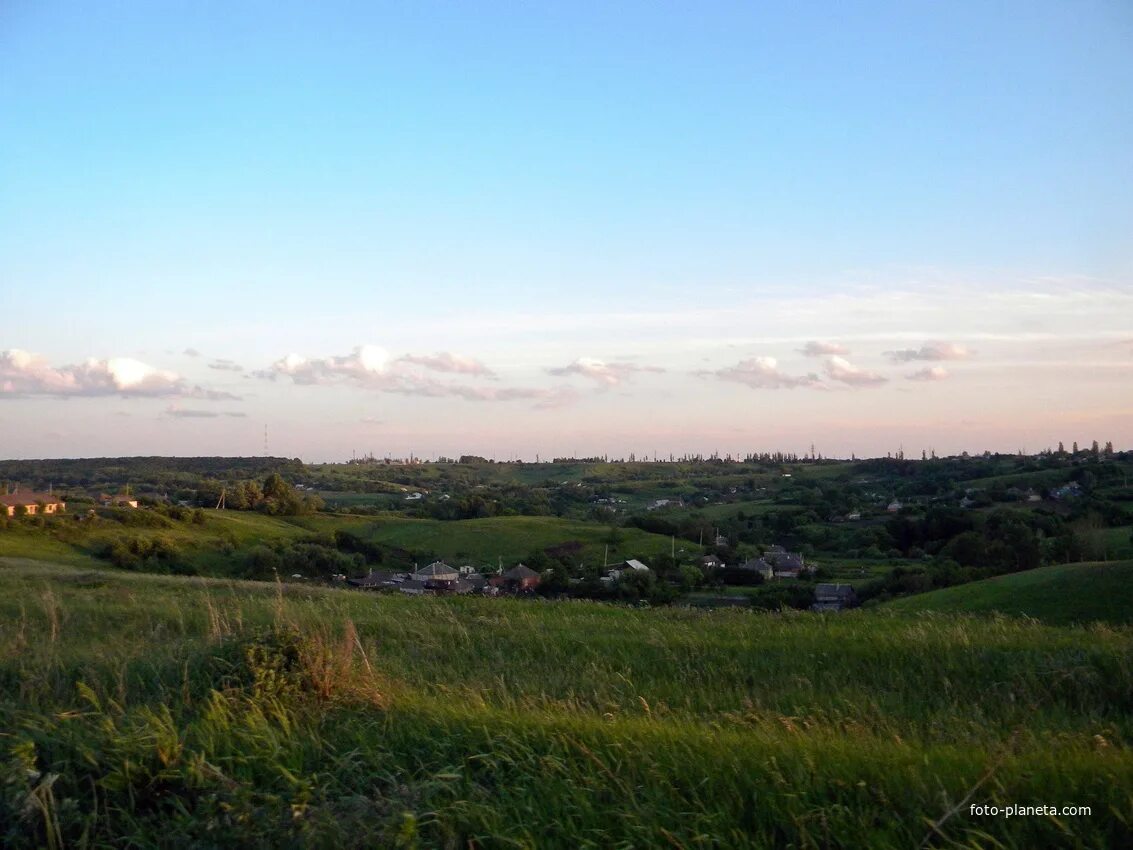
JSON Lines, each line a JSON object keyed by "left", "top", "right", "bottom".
{"left": 0, "top": 349, "right": 239, "bottom": 400}
{"left": 709, "top": 357, "right": 822, "bottom": 390}
{"left": 799, "top": 340, "right": 849, "bottom": 357}
{"left": 824, "top": 355, "right": 887, "bottom": 387}
{"left": 906, "top": 366, "right": 950, "bottom": 382}
{"left": 546, "top": 357, "right": 665, "bottom": 387}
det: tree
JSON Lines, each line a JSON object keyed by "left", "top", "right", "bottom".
{"left": 259, "top": 474, "right": 312, "bottom": 516}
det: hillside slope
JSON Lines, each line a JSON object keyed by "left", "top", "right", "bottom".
{"left": 1, "top": 557, "right": 1131, "bottom": 848}
{"left": 883, "top": 560, "right": 1133, "bottom": 625}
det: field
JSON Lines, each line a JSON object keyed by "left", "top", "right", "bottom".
{"left": 883, "top": 559, "right": 1133, "bottom": 626}
{"left": 0, "top": 511, "right": 678, "bottom": 578}
{"left": 1, "top": 557, "right": 1131, "bottom": 848}
{"left": 357, "top": 514, "right": 675, "bottom": 566}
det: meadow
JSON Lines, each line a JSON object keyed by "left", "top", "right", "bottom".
{"left": 0, "top": 509, "right": 679, "bottom": 578}
{"left": 883, "top": 559, "right": 1133, "bottom": 626}
{"left": 1, "top": 556, "right": 1130, "bottom": 848}
{"left": 357, "top": 514, "right": 673, "bottom": 566}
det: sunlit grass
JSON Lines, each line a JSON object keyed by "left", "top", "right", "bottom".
{"left": 1, "top": 558, "right": 1131, "bottom": 848}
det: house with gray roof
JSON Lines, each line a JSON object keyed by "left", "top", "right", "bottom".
{"left": 738, "top": 558, "right": 774, "bottom": 580}
{"left": 811, "top": 583, "right": 857, "bottom": 612}
{"left": 413, "top": 561, "right": 459, "bottom": 584}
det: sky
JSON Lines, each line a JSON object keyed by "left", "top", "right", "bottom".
{"left": 1, "top": 0, "right": 1131, "bottom": 462}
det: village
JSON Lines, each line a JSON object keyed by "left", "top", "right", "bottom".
{"left": 341, "top": 544, "right": 860, "bottom": 612}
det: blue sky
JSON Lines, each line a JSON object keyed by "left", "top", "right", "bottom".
{"left": 2, "top": 1, "right": 1131, "bottom": 460}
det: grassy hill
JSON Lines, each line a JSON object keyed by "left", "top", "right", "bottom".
{"left": 1, "top": 556, "right": 1131, "bottom": 848}
{"left": 358, "top": 514, "right": 674, "bottom": 566}
{"left": 883, "top": 560, "right": 1133, "bottom": 626}
{"left": 0, "top": 510, "right": 679, "bottom": 578}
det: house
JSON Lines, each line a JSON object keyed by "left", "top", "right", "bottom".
{"left": 647, "top": 498, "right": 683, "bottom": 511}
{"left": 714, "top": 534, "right": 729, "bottom": 547}
{"left": 737, "top": 558, "right": 774, "bottom": 580}
{"left": 1, "top": 492, "right": 65, "bottom": 517}
{"left": 811, "top": 583, "right": 858, "bottom": 612}
{"left": 490, "top": 563, "right": 542, "bottom": 591}
{"left": 1051, "top": 482, "right": 1082, "bottom": 501}
{"left": 396, "top": 579, "right": 428, "bottom": 596}
{"left": 413, "top": 561, "right": 459, "bottom": 587}
{"left": 763, "top": 548, "right": 805, "bottom": 571}
{"left": 700, "top": 555, "right": 723, "bottom": 570}
{"left": 463, "top": 573, "right": 489, "bottom": 591}
{"left": 602, "top": 559, "right": 651, "bottom": 582}
{"left": 887, "top": 500, "right": 903, "bottom": 513}
{"left": 845, "top": 512, "right": 861, "bottom": 521}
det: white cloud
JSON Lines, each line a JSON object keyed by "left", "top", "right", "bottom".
{"left": 0, "top": 349, "right": 238, "bottom": 400}
{"left": 208, "top": 358, "right": 244, "bottom": 372}
{"left": 259, "top": 345, "right": 392, "bottom": 386}
{"left": 884, "top": 341, "right": 970, "bottom": 362}
{"left": 546, "top": 357, "right": 664, "bottom": 386}
{"left": 799, "top": 340, "right": 849, "bottom": 357}
{"left": 708, "top": 357, "right": 822, "bottom": 390}
{"left": 824, "top": 355, "right": 887, "bottom": 387}
{"left": 907, "top": 366, "right": 950, "bottom": 382}
{"left": 397, "top": 352, "right": 495, "bottom": 377}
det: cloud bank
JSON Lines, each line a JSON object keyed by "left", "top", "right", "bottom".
{"left": 258, "top": 345, "right": 565, "bottom": 405}
{"left": 0, "top": 349, "right": 239, "bottom": 400}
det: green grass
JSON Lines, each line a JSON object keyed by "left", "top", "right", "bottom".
{"left": 357, "top": 514, "right": 676, "bottom": 565}
{"left": 691, "top": 499, "right": 805, "bottom": 520}
{"left": 0, "top": 556, "right": 1130, "bottom": 848}
{"left": 883, "top": 560, "right": 1133, "bottom": 626}
{"left": 1, "top": 511, "right": 679, "bottom": 578}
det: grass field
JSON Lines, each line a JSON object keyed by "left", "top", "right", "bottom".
{"left": 0, "top": 511, "right": 679, "bottom": 578}
{"left": 883, "top": 560, "right": 1133, "bottom": 626}
{"left": 357, "top": 514, "right": 676, "bottom": 566}
{"left": 690, "top": 499, "right": 805, "bottom": 520}
{"left": 1, "top": 556, "right": 1130, "bottom": 848}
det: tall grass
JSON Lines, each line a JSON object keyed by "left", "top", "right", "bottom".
{"left": 1, "top": 559, "right": 1131, "bottom": 847}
